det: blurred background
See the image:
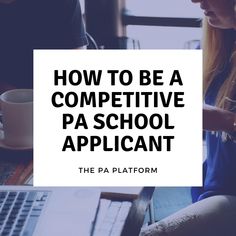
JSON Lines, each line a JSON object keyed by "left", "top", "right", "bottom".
{"left": 80, "top": 0, "right": 203, "bottom": 49}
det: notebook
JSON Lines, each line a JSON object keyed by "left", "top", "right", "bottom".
{"left": 0, "top": 186, "right": 101, "bottom": 236}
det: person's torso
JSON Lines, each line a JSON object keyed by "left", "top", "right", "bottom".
{"left": 0, "top": 0, "right": 82, "bottom": 88}
{"left": 201, "top": 64, "right": 236, "bottom": 199}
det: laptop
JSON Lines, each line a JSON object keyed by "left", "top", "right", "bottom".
{"left": 0, "top": 186, "right": 101, "bottom": 236}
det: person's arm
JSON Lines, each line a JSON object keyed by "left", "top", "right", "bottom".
{"left": 76, "top": 46, "right": 87, "bottom": 49}
{"left": 203, "top": 104, "right": 236, "bottom": 132}
{"left": 61, "top": 0, "right": 88, "bottom": 49}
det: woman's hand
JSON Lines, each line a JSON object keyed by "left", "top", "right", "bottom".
{"left": 203, "top": 104, "right": 236, "bottom": 132}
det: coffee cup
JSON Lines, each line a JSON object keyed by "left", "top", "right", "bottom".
{"left": 0, "top": 89, "right": 33, "bottom": 148}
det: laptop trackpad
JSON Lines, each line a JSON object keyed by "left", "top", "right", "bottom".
{"left": 34, "top": 188, "right": 100, "bottom": 236}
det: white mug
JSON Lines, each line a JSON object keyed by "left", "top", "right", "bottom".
{"left": 0, "top": 89, "right": 33, "bottom": 148}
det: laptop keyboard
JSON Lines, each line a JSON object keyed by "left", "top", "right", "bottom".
{"left": 93, "top": 199, "right": 132, "bottom": 236}
{"left": 0, "top": 191, "right": 49, "bottom": 236}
